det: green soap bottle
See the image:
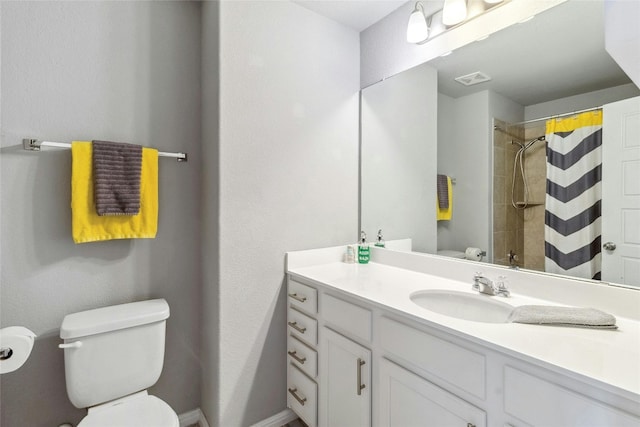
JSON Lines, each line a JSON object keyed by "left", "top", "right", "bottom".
{"left": 358, "top": 231, "right": 370, "bottom": 264}
{"left": 374, "top": 229, "right": 386, "bottom": 248}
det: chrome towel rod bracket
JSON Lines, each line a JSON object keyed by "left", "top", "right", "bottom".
{"left": 22, "top": 138, "right": 188, "bottom": 162}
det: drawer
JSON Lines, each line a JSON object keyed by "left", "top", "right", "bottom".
{"left": 288, "top": 363, "right": 317, "bottom": 427}
{"left": 379, "top": 317, "right": 485, "bottom": 399}
{"left": 504, "top": 366, "right": 640, "bottom": 427}
{"left": 322, "top": 293, "right": 372, "bottom": 342}
{"left": 288, "top": 279, "right": 318, "bottom": 314}
{"left": 288, "top": 307, "right": 318, "bottom": 346}
{"left": 287, "top": 334, "right": 318, "bottom": 378}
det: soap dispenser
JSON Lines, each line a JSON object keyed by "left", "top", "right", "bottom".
{"left": 374, "top": 229, "right": 385, "bottom": 248}
{"left": 358, "top": 231, "right": 370, "bottom": 264}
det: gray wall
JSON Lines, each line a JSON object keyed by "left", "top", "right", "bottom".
{"left": 202, "top": 1, "right": 360, "bottom": 426}
{"left": 437, "top": 90, "right": 524, "bottom": 257}
{"left": 0, "top": 2, "right": 202, "bottom": 426}
{"left": 361, "top": 63, "right": 438, "bottom": 253}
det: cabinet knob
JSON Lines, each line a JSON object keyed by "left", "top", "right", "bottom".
{"left": 287, "top": 350, "right": 306, "bottom": 364}
{"left": 287, "top": 321, "right": 307, "bottom": 334}
{"left": 357, "top": 358, "right": 366, "bottom": 396}
{"left": 288, "top": 387, "right": 307, "bottom": 406}
{"left": 288, "top": 293, "right": 307, "bottom": 303}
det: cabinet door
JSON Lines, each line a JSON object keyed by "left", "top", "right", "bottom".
{"left": 379, "top": 358, "right": 486, "bottom": 427}
{"left": 320, "top": 327, "right": 371, "bottom": 427}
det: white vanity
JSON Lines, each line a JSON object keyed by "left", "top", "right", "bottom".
{"left": 285, "top": 245, "right": 640, "bottom": 427}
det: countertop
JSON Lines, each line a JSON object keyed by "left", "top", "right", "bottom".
{"left": 287, "top": 259, "right": 640, "bottom": 401}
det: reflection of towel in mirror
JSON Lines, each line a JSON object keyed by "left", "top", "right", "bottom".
{"left": 436, "top": 175, "right": 452, "bottom": 221}
{"left": 508, "top": 305, "right": 617, "bottom": 329}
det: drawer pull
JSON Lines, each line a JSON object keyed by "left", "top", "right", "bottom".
{"left": 288, "top": 387, "right": 307, "bottom": 406}
{"left": 288, "top": 321, "right": 306, "bottom": 334}
{"left": 287, "top": 350, "right": 307, "bottom": 364}
{"left": 288, "top": 293, "right": 307, "bottom": 303}
{"left": 467, "top": 424, "right": 476, "bottom": 427}
{"left": 356, "top": 358, "right": 366, "bottom": 396}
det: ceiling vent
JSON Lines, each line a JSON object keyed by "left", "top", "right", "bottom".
{"left": 454, "top": 71, "right": 492, "bottom": 86}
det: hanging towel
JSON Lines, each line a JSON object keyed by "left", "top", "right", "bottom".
{"left": 437, "top": 174, "right": 449, "bottom": 209}
{"left": 508, "top": 305, "right": 617, "bottom": 329}
{"left": 92, "top": 140, "right": 143, "bottom": 216}
{"left": 436, "top": 176, "right": 453, "bottom": 221}
{"left": 71, "top": 141, "right": 158, "bottom": 243}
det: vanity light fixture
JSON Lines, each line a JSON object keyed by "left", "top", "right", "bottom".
{"left": 442, "top": 0, "right": 468, "bottom": 26}
{"left": 406, "top": 2, "right": 430, "bottom": 44}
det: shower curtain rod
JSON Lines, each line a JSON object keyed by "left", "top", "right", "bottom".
{"left": 511, "top": 105, "right": 603, "bottom": 126}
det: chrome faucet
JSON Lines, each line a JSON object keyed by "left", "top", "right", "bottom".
{"left": 472, "top": 272, "right": 510, "bottom": 297}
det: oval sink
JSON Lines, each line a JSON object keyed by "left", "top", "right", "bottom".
{"left": 410, "top": 290, "right": 514, "bottom": 323}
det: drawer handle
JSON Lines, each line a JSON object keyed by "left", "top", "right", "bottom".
{"left": 288, "top": 293, "right": 307, "bottom": 303}
{"left": 288, "top": 387, "right": 307, "bottom": 406}
{"left": 288, "top": 321, "right": 306, "bottom": 334}
{"left": 467, "top": 424, "right": 476, "bottom": 427}
{"left": 356, "top": 358, "right": 366, "bottom": 396}
{"left": 287, "top": 350, "right": 307, "bottom": 364}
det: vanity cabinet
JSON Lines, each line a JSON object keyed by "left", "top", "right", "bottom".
{"left": 286, "top": 274, "right": 640, "bottom": 427}
{"left": 379, "top": 358, "right": 486, "bottom": 427}
{"left": 320, "top": 327, "right": 371, "bottom": 427}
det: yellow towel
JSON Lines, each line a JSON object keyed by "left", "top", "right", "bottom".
{"left": 436, "top": 176, "right": 453, "bottom": 221}
{"left": 71, "top": 141, "right": 158, "bottom": 243}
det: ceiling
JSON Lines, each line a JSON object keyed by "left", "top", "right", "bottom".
{"left": 292, "top": 0, "right": 409, "bottom": 32}
{"left": 429, "top": 0, "right": 633, "bottom": 105}
{"left": 293, "top": 0, "right": 633, "bottom": 107}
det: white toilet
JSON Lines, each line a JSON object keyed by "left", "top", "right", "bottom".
{"left": 59, "top": 299, "right": 179, "bottom": 427}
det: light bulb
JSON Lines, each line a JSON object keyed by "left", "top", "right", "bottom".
{"left": 406, "top": 3, "right": 429, "bottom": 43}
{"left": 442, "top": 0, "right": 467, "bottom": 26}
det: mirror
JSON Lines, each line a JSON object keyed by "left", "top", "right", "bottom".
{"left": 360, "top": 0, "right": 640, "bottom": 287}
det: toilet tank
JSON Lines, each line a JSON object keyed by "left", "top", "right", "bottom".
{"left": 60, "top": 299, "right": 170, "bottom": 409}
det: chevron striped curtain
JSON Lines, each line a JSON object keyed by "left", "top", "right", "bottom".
{"left": 544, "top": 110, "right": 603, "bottom": 280}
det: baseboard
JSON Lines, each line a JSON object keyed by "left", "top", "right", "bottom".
{"left": 250, "top": 408, "right": 298, "bottom": 427}
{"left": 179, "top": 408, "right": 210, "bottom": 427}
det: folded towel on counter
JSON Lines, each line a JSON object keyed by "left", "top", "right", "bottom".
{"left": 508, "top": 305, "right": 617, "bottom": 329}
{"left": 436, "top": 176, "right": 453, "bottom": 221}
{"left": 71, "top": 141, "right": 158, "bottom": 243}
{"left": 92, "top": 140, "right": 143, "bottom": 216}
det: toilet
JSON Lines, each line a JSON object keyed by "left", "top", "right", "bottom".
{"left": 59, "top": 299, "right": 179, "bottom": 427}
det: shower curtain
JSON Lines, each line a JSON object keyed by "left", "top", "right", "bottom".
{"left": 544, "top": 110, "right": 602, "bottom": 280}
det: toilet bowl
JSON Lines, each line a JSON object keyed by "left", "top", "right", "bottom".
{"left": 60, "top": 299, "right": 179, "bottom": 427}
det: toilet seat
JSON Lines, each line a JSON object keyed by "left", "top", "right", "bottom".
{"left": 78, "top": 392, "right": 179, "bottom": 427}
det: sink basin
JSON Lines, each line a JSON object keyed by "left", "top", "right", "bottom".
{"left": 410, "top": 290, "right": 514, "bottom": 323}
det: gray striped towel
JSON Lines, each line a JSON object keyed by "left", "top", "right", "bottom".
{"left": 92, "top": 140, "right": 143, "bottom": 216}
{"left": 437, "top": 174, "right": 449, "bottom": 209}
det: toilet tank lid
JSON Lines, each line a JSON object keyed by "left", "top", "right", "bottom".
{"left": 60, "top": 299, "right": 170, "bottom": 340}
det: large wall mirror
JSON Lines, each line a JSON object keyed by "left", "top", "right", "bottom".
{"left": 361, "top": 0, "right": 640, "bottom": 287}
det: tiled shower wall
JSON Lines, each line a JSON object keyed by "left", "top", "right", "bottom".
{"left": 522, "top": 124, "right": 547, "bottom": 271}
{"left": 493, "top": 120, "right": 524, "bottom": 267}
{"left": 493, "top": 120, "right": 547, "bottom": 272}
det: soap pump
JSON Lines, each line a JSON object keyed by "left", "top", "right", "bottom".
{"left": 358, "top": 231, "right": 370, "bottom": 264}
{"left": 374, "top": 229, "right": 385, "bottom": 248}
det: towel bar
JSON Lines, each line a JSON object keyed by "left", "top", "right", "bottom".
{"left": 23, "top": 138, "right": 188, "bottom": 162}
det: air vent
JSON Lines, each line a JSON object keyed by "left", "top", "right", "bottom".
{"left": 454, "top": 71, "right": 492, "bottom": 86}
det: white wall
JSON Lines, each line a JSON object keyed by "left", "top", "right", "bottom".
{"left": 361, "top": 63, "right": 438, "bottom": 253}
{"left": 524, "top": 83, "right": 640, "bottom": 121}
{"left": 202, "top": 2, "right": 360, "bottom": 425}
{"left": 437, "top": 90, "right": 523, "bottom": 257}
{"left": 360, "top": 0, "right": 565, "bottom": 88}
{"left": 605, "top": 0, "right": 640, "bottom": 88}
{"left": 0, "top": 2, "right": 202, "bottom": 425}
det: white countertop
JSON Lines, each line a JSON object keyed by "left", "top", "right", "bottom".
{"left": 287, "top": 258, "right": 640, "bottom": 401}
